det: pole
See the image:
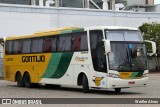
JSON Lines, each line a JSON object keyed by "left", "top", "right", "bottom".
{"left": 102, "top": 0, "right": 109, "bottom": 10}
{"left": 112, "top": 0, "right": 115, "bottom": 10}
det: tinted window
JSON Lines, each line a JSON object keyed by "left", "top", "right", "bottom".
{"left": 43, "top": 37, "right": 57, "bottom": 52}
{"left": 6, "top": 41, "right": 12, "bottom": 54}
{"left": 57, "top": 36, "right": 65, "bottom": 51}
{"left": 90, "top": 31, "right": 103, "bottom": 49}
{"left": 43, "top": 38, "right": 52, "bottom": 52}
{"left": 65, "top": 36, "right": 72, "bottom": 51}
{"left": 12, "top": 40, "right": 21, "bottom": 54}
{"left": 31, "top": 38, "right": 43, "bottom": 53}
{"left": 51, "top": 37, "right": 57, "bottom": 51}
{"left": 80, "top": 34, "right": 88, "bottom": 50}
{"left": 22, "top": 39, "right": 31, "bottom": 53}
{"left": 90, "top": 30, "right": 107, "bottom": 72}
{"left": 57, "top": 35, "right": 72, "bottom": 52}
{"left": 72, "top": 32, "right": 88, "bottom": 51}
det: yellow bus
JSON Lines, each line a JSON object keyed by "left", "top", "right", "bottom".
{"left": 3, "top": 26, "right": 156, "bottom": 93}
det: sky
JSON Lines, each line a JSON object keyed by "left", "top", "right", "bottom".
{"left": 154, "top": 0, "right": 160, "bottom": 4}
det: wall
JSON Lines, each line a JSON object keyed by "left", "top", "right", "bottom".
{"left": 146, "top": 4, "right": 160, "bottom": 12}
{"left": 0, "top": 4, "right": 160, "bottom": 37}
{"left": 155, "top": 5, "right": 160, "bottom": 12}
{"left": 127, "top": 0, "right": 145, "bottom": 6}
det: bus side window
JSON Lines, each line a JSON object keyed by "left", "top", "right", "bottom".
{"left": 6, "top": 41, "right": 12, "bottom": 54}
{"left": 43, "top": 38, "right": 52, "bottom": 52}
{"left": 31, "top": 38, "right": 43, "bottom": 53}
{"left": 72, "top": 35, "right": 81, "bottom": 51}
{"left": 51, "top": 37, "right": 57, "bottom": 52}
{"left": 89, "top": 30, "right": 107, "bottom": 72}
{"left": 80, "top": 34, "right": 88, "bottom": 50}
{"left": 57, "top": 36, "right": 66, "bottom": 52}
{"left": 12, "top": 40, "right": 22, "bottom": 54}
{"left": 72, "top": 32, "right": 88, "bottom": 51}
{"left": 65, "top": 36, "right": 71, "bottom": 51}
{"left": 22, "top": 39, "right": 31, "bottom": 54}
{"left": 57, "top": 34, "right": 72, "bottom": 52}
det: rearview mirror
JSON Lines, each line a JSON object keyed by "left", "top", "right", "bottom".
{"left": 144, "top": 40, "right": 156, "bottom": 56}
{"left": 103, "top": 39, "right": 111, "bottom": 54}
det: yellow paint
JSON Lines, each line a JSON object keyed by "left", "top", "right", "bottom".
{"left": 6, "top": 27, "right": 79, "bottom": 40}
{"left": 4, "top": 53, "right": 52, "bottom": 83}
{"left": 119, "top": 72, "right": 132, "bottom": 79}
{"left": 94, "top": 77, "right": 103, "bottom": 86}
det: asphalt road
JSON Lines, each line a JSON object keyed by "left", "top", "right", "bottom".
{"left": 0, "top": 73, "right": 160, "bottom": 107}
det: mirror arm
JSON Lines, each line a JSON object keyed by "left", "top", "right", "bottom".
{"left": 102, "top": 39, "right": 111, "bottom": 54}
{"left": 144, "top": 40, "right": 156, "bottom": 56}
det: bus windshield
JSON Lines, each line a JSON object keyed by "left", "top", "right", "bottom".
{"left": 108, "top": 42, "right": 147, "bottom": 71}
{"left": 105, "top": 30, "right": 147, "bottom": 71}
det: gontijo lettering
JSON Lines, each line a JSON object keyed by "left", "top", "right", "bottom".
{"left": 22, "top": 55, "right": 45, "bottom": 62}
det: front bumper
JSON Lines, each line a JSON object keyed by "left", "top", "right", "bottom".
{"left": 107, "top": 77, "right": 148, "bottom": 88}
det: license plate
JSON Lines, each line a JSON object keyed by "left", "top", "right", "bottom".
{"left": 128, "top": 81, "right": 135, "bottom": 84}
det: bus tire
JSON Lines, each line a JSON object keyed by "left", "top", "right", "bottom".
{"left": 82, "top": 75, "right": 89, "bottom": 93}
{"left": 115, "top": 88, "right": 121, "bottom": 93}
{"left": 24, "top": 73, "right": 33, "bottom": 88}
{"left": 16, "top": 72, "right": 24, "bottom": 87}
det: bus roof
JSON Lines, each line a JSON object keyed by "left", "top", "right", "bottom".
{"left": 5, "top": 27, "right": 84, "bottom": 40}
{"left": 5, "top": 26, "right": 139, "bottom": 40}
{"left": 84, "top": 26, "right": 139, "bottom": 31}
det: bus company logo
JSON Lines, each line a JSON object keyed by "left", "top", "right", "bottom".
{"left": 119, "top": 72, "right": 132, "bottom": 79}
{"left": 75, "top": 56, "right": 88, "bottom": 62}
{"left": 93, "top": 77, "right": 104, "bottom": 86}
{"left": 120, "top": 72, "right": 130, "bottom": 75}
{"left": 22, "top": 55, "right": 45, "bottom": 62}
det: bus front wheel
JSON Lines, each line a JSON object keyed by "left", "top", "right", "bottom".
{"left": 82, "top": 75, "right": 89, "bottom": 93}
{"left": 16, "top": 72, "right": 24, "bottom": 87}
{"left": 24, "top": 73, "right": 33, "bottom": 88}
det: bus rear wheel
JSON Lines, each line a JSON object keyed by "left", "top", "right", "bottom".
{"left": 82, "top": 75, "right": 89, "bottom": 93}
{"left": 24, "top": 73, "right": 33, "bottom": 88}
{"left": 16, "top": 73, "right": 24, "bottom": 87}
{"left": 115, "top": 88, "right": 121, "bottom": 93}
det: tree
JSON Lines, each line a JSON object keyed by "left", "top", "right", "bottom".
{"left": 139, "top": 23, "right": 160, "bottom": 71}
{"left": 139, "top": 23, "right": 160, "bottom": 56}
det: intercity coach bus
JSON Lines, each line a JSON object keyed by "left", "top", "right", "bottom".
{"left": 3, "top": 26, "right": 156, "bottom": 93}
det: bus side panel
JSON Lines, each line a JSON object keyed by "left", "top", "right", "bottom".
{"left": 71, "top": 52, "right": 91, "bottom": 86}
{"left": 4, "top": 66, "right": 14, "bottom": 82}
{"left": 39, "top": 52, "right": 74, "bottom": 85}
{"left": 4, "top": 53, "right": 52, "bottom": 83}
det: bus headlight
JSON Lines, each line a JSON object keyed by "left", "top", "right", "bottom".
{"left": 108, "top": 73, "right": 120, "bottom": 78}
{"left": 142, "top": 73, "right": 149, "bottom": 78}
